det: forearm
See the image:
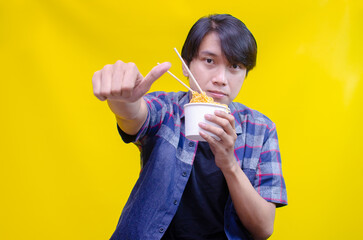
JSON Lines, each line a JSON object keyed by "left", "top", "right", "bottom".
{"left": 222, "top": 163, "right": 276, "bottom": 240}
{"left": 107, "top": 98, "right": 148, "bottom": 135}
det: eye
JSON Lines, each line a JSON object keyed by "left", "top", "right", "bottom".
{"left": 230, "top": 63, "right": 245, "bottom": 71}
{"left": 205, "top": 58, "right": 213, "bottom": 64}
{"left": 231, "top": 64, "right": 241, "bottom": 69}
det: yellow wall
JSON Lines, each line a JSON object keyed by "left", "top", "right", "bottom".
{"left": 1, "top": 0, "right": 362, "bottom": 239}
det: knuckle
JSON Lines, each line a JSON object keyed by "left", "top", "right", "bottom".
{"left": 111, "top": 88, "right": 120, "bottom": 95}
{"left": 103, "top": 64, "right": 113, "bottom": 71}
{"left": 221, "top": 119, "right": 229, "bottom": 128}
{"left": 122, "top": 80, "right": 134, "bottom": 91}
{"left": 232, "top": 133, "right": 237, "bottom": 141}
{"left": 127, "top": 62, "right": 136, "bottom": 67}
{"left": 92, "top": 70, "right": 100, "bottom": 78}
{"left": 123, "top": 86, "right": 133, "bottom": 93}
{"left": 115, "top": 60, "right": 125, "bottom": 70}
{"left": 92, "top": 71, "right": 100, "bottom": 83}
{"left": 217, "top": 128, "right": 224, "bottom": 136}
{"left": 97, "top": 95, "right": 106, "bottom": 101}
{"left": 127, "top": 62, "right": 137, "bottom": 71}
{"left": 100, "top": 90, "right": 109, "bottom": 96}
{"left": 148, "top": 71, "right": 157, "bottom": 80}
{"left": 115, "top": 60, "right": 123, "bottom": 65}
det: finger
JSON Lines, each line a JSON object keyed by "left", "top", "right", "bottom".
{"left": 111, "top": 60, "right": 124, "bottom": 97}
{"left": 92, "top": 70, "right": 106, "bottom": 101}
{"left": 121, "top": 62, "right": 140, "bottom": 99}
{"left": 100, "top": 64, "right": 113, "bottom": 99}
{"left": 214, "top": 110, "right": 236, "bottom": 134}
{"left": 136, "top": 62, "right": 171, "bottom": 95}
{"left": 204, "top": 113, "right": 234, "bottom": 138}
{"left": 199, "top": 122, "right": 226, "bottom": 141}
{"left": 199, "top": 130, "right": 219, "bottom": 145}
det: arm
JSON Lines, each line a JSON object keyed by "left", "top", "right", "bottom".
{"left": 199, "top": 111, "right": 275, "bottom": 240}
{"left": 92, "top": 61, "right": 171, "bottom": 135}
{"left": 108, "top": 99, "right": 148, "bottom": 136}
{"left": 221, "top": 163, "right": 276, "bottom": 240}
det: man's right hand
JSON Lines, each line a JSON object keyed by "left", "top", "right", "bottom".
{"left": 92, "top": 60, "right": 171, "bottom": 135}
{"left": 92, "top": 60, "right": 171, "bottom": 103}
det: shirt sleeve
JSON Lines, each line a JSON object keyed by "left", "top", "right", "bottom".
{"left": 116, "top": 92, "right": 173, "bottom": 144}
{"left": 254, "top": 124, "right": 288, "bottom": 207}
{"left": 117, "top": 123, "right": 138, "bottom": 143}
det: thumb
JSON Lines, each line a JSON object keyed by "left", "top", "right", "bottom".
{"left": 138, "top": 62, "right": 171, "bottom": 92}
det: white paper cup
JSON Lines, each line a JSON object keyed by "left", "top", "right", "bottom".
{"left": 184, "top": 103, "right": 229, "bottom": 141}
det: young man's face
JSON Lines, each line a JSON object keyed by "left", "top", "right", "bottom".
{"left": 185, "top": 32, "right": 247, "bottom": 105}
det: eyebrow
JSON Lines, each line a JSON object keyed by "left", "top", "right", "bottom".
{"left": 199, "top": 50, "right": 218, "bottom": 57}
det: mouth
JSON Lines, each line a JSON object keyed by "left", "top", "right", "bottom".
{"left": 207, "top": 90, "right": 227, "bottom": 99}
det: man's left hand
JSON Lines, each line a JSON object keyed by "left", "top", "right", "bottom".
{"left": 198, "top": 110, "right": 238, "bottom": 172}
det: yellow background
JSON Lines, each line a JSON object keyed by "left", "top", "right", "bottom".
{"left": 1, "top": 0, "right": 362, "bottom": 239}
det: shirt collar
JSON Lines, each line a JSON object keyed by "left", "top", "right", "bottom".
{"left": 179, "top": 91, "right": 191, "bottom": 119}
{"left": 229, "top": 102, "right": 243, "bottom": 135}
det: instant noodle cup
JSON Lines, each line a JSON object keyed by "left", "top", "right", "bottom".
{"left": 184, "top": 102, "right": 230, "bottom": 141}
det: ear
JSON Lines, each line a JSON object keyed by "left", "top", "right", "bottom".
{"left": 182, "top": 62, "right": 189, "bottom": 77}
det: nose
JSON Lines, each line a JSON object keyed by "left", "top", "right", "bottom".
{"left": 212, "top": 67, "right": 227, "bottom": 86}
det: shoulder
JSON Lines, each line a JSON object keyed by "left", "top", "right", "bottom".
{"left": 143, "top": 91, "right": 188, "bottom": 120}
{"left": 144, "top": 91, "right": 188, "bottom": 105}
{"left": 231, "top": 102, "right": 276, "bottom": 131}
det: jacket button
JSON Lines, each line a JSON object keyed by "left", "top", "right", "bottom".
{"left": 159, "top": 227, "right": 164, "bottom": 233}
{"left": 174, "top": 200, "right": 178, "bottom": 205}
{"left": 182, "top": 172, "right": 187, "bottom": 177}
{"left": 188, "top": 142, "right": 194, "bottom": 147}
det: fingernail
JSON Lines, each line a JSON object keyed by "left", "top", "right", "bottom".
{"left": 205, "top": 114, "right": 212, "bottom": 120}
{"left": 199, "top": 131, "right": 206, "bottom": 137}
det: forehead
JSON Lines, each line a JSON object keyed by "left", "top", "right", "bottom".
{"left": 197, "top": 32, "right": 223, "bottom": 56}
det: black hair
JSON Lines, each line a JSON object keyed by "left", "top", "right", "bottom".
{"left": 181, "top": 14, "right": 257, "bottom": 73}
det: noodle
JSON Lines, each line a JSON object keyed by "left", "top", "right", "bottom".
{"left": 190, "top": 91, "right": 230, "bottom": 112}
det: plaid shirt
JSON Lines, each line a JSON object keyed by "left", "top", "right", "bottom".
{"left": 110, "top": 91, "right": 287, "bottom": 240}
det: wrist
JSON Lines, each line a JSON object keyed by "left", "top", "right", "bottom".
{"left": 108, "top": 98, "right": 143, "bottom": 120}
{"left": 220, "top": 160, "right": 240, "bottom": 176}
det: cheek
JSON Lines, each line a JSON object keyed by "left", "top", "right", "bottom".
{"left": 229, "top": 78, "right": 244, "bottom": 97}
{"left": 190, "top": 78, "right": 207, "bottom": 91}
{"left": 190, "top": 69, "right": 210, "bottom": 89}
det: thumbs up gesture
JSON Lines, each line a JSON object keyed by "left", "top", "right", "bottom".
{"left": 92, "top": 60, "right": 171, "bottom": 103}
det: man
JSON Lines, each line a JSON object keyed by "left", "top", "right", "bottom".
{"left": 92, "top": 14, "right": 287, "bottom": 240}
